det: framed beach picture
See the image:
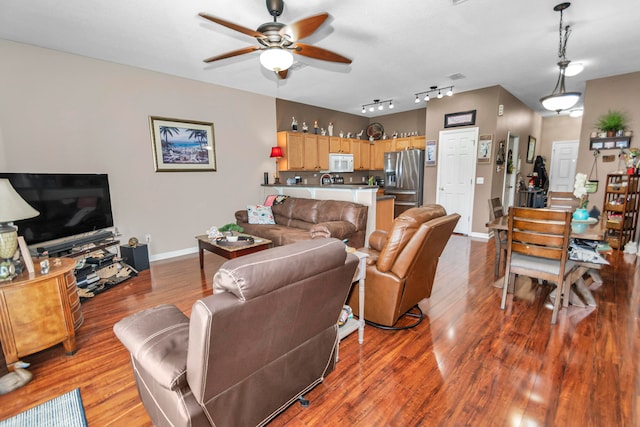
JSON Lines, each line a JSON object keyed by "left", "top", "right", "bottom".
{"left": 526, "top": 136, "right": 536, "bottom": 164}
{"left": 149, "top": 116, "right": 217, "bottom": 172}
{"left": 478, "top": 135, "right": 492, "bottom": 163}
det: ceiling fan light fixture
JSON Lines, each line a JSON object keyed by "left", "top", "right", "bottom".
{"left": 259, "top": 48, "right": 294, "bottom": 72}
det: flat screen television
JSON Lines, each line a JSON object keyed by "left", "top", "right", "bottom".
{"left": 0, "top": 173, "right": 114, "bottom": 248}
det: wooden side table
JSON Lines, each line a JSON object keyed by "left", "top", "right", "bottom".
{"left": 0, "top": 258, "right": 82, "bottom": 370}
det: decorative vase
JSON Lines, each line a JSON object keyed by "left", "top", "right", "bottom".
{"left": 572, "top": 208, "right": 589, "bottom": 221}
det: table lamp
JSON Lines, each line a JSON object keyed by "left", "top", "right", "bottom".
{"left": 270, "top": 146, "right": 283, "bottom": 184}
{"left": 0, "top": 179, "right": 39, "bottom": 280}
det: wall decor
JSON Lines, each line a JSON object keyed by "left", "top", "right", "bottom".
{"left": 444, "top": 110, "right": 476, "bottom": 128}
{"left": 149, "top": 116, "right": 216, "bottom": 172}
{"left": 426, "top": 140, "right": 437, "bottom": 166}
{"left": 526, "top": 136, "right": 536, "bottom": 163}
{"left": 478, "top": 134, "right": 493, "bottom": 163}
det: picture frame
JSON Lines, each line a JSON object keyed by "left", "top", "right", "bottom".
{"left": 18, "top": 236, "right": 34, "bottom": 273}
{"left": 526, "top": 136, "right": 536, "bottom": 163}
{"left": 425, "top": 140, "right": 437, "bottom": 166}
{"left": 478, "top": 134, "right": 492, "bottom": 163}
{"left": 444, "top": 110, "right": 476, "bottom": 128}
{"left": 149, "top": 116, "right": 217, "bottom": 172}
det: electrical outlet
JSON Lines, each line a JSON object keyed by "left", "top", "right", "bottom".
{"left": 145, "top": 234, "right": 151, "bottom": 243}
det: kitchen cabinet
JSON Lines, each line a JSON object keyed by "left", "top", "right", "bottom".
{"left": 277, "top": 131, "right": 304, "bottom": 171}
{"left": 603, "top": 174, "right": 640, "bottom": 249}
{"left": 329, "top": 137, "right": 351, "bottom": 153}
{"left": 372, "top": 139, "right": 393, "bottom": 170}
{"left": 277, "top": 132, "right": 329, "bottom": 171}
{"left": 304, "top": 134, "right": 329, "bottom": 171}
{"left": 352, "top": 140, "right": 371, "bottom": 170}
{"left": 394, "top": 136, "right": 425, "bottom": 151}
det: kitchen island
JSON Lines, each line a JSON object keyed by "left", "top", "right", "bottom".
{"left": 261, "top": 184, "right": 391, "bottom": 246}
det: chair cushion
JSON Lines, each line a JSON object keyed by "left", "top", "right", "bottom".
{"left": 511, "top": 252, "right": 576, "bottom": 278}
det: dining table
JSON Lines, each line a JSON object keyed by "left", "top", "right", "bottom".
{"left": 486, "top": 214, "right": 608, "bottom": 308}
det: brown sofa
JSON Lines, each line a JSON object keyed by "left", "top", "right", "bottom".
{"left": 347, "top": 205, "right": 460, "bottom": 328}
{"left": 114, "top": 238, "right": 358, "bottom": 427}
{"left": 235, "top": 196, "right": 368, "bottom": 248}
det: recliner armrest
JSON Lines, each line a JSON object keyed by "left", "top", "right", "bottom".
{"left": 113, "top": 304, "right": 189, "bottom": 391}
{"left": 367, "top": 230, "right": 389, "bottom": 252}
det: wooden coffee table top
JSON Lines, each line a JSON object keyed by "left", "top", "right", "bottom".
{"left": 196, "top": 234, "right": 272, "bottom": 266}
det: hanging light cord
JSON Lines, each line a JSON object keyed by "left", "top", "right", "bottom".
{"left": 557, "top": 8, "right": 570, "bottom": 60}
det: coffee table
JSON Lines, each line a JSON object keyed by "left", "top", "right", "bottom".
{"left": 195, "top": 234, "right": 272, "bottom": 268}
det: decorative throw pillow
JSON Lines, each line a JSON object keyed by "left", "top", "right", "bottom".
{"left": 247, "top": 205, "right": 275, "bottom": 224}
{"left": 273, "top": 195, "right": 289, "bottom": 205}
{"left": 263, "top": 194, "right": 278, "bottom": 207}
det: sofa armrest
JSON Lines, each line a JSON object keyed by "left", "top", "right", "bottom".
{"left": 113, "top": 304, "right": 189, "bottom": 391}
{"left": 235, "top": 210, "right": 248, "bottom": 223}
{"left": 310, "top": 221, "right": 357, "bottom": 241}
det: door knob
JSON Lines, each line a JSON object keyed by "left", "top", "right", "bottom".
{"left": 439, "top": 187, "right": 445, "bottom": 191}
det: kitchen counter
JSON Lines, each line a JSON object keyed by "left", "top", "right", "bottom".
{"left": 262, "top": 184, "right": 379, "bottom": 190}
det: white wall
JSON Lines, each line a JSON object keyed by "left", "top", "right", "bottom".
{"left": 0, "top": 40, "right": 276, "bottom": 259}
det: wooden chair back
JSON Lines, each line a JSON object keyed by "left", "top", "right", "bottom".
{"left": 546, "top": 191, "right": 580, "bottom": 211}
{"left": 488, "top": 197, "right": 504, "bottom": 220}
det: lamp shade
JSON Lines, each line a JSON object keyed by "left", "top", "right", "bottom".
{"left": 0, "top": 179, "right": 39, "bottom": 223}
{"left": 259, "top": 48, "right": 294, "bottom": 72}
{"left": 540, "top": 92, "right": 581, "bottom": 112}
{"left": 270, "top": 146, "right": 283, "bottom": 158}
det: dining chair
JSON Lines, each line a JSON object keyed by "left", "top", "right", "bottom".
{"left": 501, "top": 207, "right": 576, "bottom": 324}
{"left": 488, "top": 197, "right": 507, "bottom": 279}
{"left": 546, "top": 191, "right": 581, "bottom": 211}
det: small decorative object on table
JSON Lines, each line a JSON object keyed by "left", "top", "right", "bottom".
{"left": 573, "top": 172, "right": 590, "bottom": 220}
{"left": 291, "top": 116, "right": 298, "bottom": 132}
{"left": 128, "top": 237, "right": 139, "bottom": 247}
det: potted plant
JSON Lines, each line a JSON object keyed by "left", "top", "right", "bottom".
{"left": 218, "top": 223, "right": 243, "bottom": 236}
{"left": 596, "top": 110, "right": 628, "bottom": 137}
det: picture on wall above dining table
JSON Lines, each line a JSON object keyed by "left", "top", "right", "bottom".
{"left": 149, "top": 116, "right": 217, "bottom": 172}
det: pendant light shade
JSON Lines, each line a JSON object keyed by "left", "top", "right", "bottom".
{"left": 540, "top": 3, "right": 582, "bottom": 113}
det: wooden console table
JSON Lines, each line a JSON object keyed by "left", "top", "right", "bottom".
{"left": 0, "top": 258, "right": 82, "bottom": 370}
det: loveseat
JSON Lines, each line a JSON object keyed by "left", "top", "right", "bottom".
{"left": 114, "top": 239, "right": 358, "bottom": 427}
{"left": 235, "top": 196, "right": 368, "bottom": 248}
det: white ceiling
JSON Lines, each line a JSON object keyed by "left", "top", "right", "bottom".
{"left": 2, "top": 0, "right": 639, "bottom": 118}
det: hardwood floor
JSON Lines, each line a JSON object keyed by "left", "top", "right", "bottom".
{"left": 0, "top": 235, "right": 638, "bottom": 426}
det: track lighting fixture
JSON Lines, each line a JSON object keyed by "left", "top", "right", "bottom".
{"left": 414, "top": 86, "right": 454, "bottom": 103}
{"left": 361, "top": 99, "right": 394, "bottom": 114}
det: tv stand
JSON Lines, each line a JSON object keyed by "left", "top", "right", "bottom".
{"left": 35, "top": 232, "right": 136, "bottom": 299}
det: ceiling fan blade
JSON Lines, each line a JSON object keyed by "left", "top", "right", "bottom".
{"left": 199, "top": 13, "right": 266, "bottom": 40}
{"left": 280, "top": 13, "right": 328, "bottom": 41}
{"left": 203, "top": 46, "right": 260, "bottom": 63}
{"left": 292, "top": 43, "right": 352, "bottom": 64}
{"left": 277, "top": 69, "right": 289, "bottom": 79}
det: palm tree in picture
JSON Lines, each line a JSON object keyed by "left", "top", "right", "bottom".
{"left": 189, "top": 129, "right": 209, "bottom": 162}
{"left": 160, "top": 126, "right": 180, "bottom": 150}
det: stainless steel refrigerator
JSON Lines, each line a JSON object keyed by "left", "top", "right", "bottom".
{"left": 384, "top": 149, "right": 425, "bottom": 217}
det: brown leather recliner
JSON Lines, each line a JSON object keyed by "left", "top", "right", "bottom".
{"left": 347, "top": 205, "right": 460, "bottom": 328}
{"left": 114, "top": 238, "right": 358, "bottom": 427}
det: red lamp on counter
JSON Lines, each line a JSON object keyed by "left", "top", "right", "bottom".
{"left": 270, "top": 146, "right": 283, "bottom": 184}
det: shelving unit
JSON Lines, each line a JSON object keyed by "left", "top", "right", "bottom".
{"left": 603, "top": 174, "right": 640, "bottom": 249}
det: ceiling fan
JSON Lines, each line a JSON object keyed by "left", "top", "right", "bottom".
{"left": 199, "top": 0, "right": 352, "bottom": 79}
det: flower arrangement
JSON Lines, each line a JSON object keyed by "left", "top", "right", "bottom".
{"left": 573, "top": 173, "right": 589, "bottom": 209}
{"left": 623, "top": 147, "right": 640, "bottom": 169}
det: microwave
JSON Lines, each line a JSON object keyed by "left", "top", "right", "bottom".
{"left": 328, "top": 154, "right": 354, "bottom": 173}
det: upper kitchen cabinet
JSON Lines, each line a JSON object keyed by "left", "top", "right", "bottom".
{"left": 394, "top": 136, "right": 426, "bottom": 151}
{"left": 352, "top": 140, "right": 371, "bottom": 170}
{"left": 329, "top": 137, "right": 351, "bottom": 153}
{"left": 277, "top": 132, "right": 329, "bottom": 171}
{"left": 372, "top": 139, "right": 393, "bottom": 170}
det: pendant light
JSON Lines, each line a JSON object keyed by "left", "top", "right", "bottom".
{"left": 539, "top": 2, "right": 581, "bottom": 113}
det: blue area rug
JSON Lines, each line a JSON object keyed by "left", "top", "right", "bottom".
{"left": 0, "top": 388, "right": 87, "bottom": 427}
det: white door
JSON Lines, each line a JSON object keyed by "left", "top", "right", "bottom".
{"left": 436, "top": 127, "right": 478, "bottom": 235}
{"left": 548, "top": 140, "right": 579, "bottom": 191}
{"left": 502, "top": 133, "right": 520, "bottom": 209}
